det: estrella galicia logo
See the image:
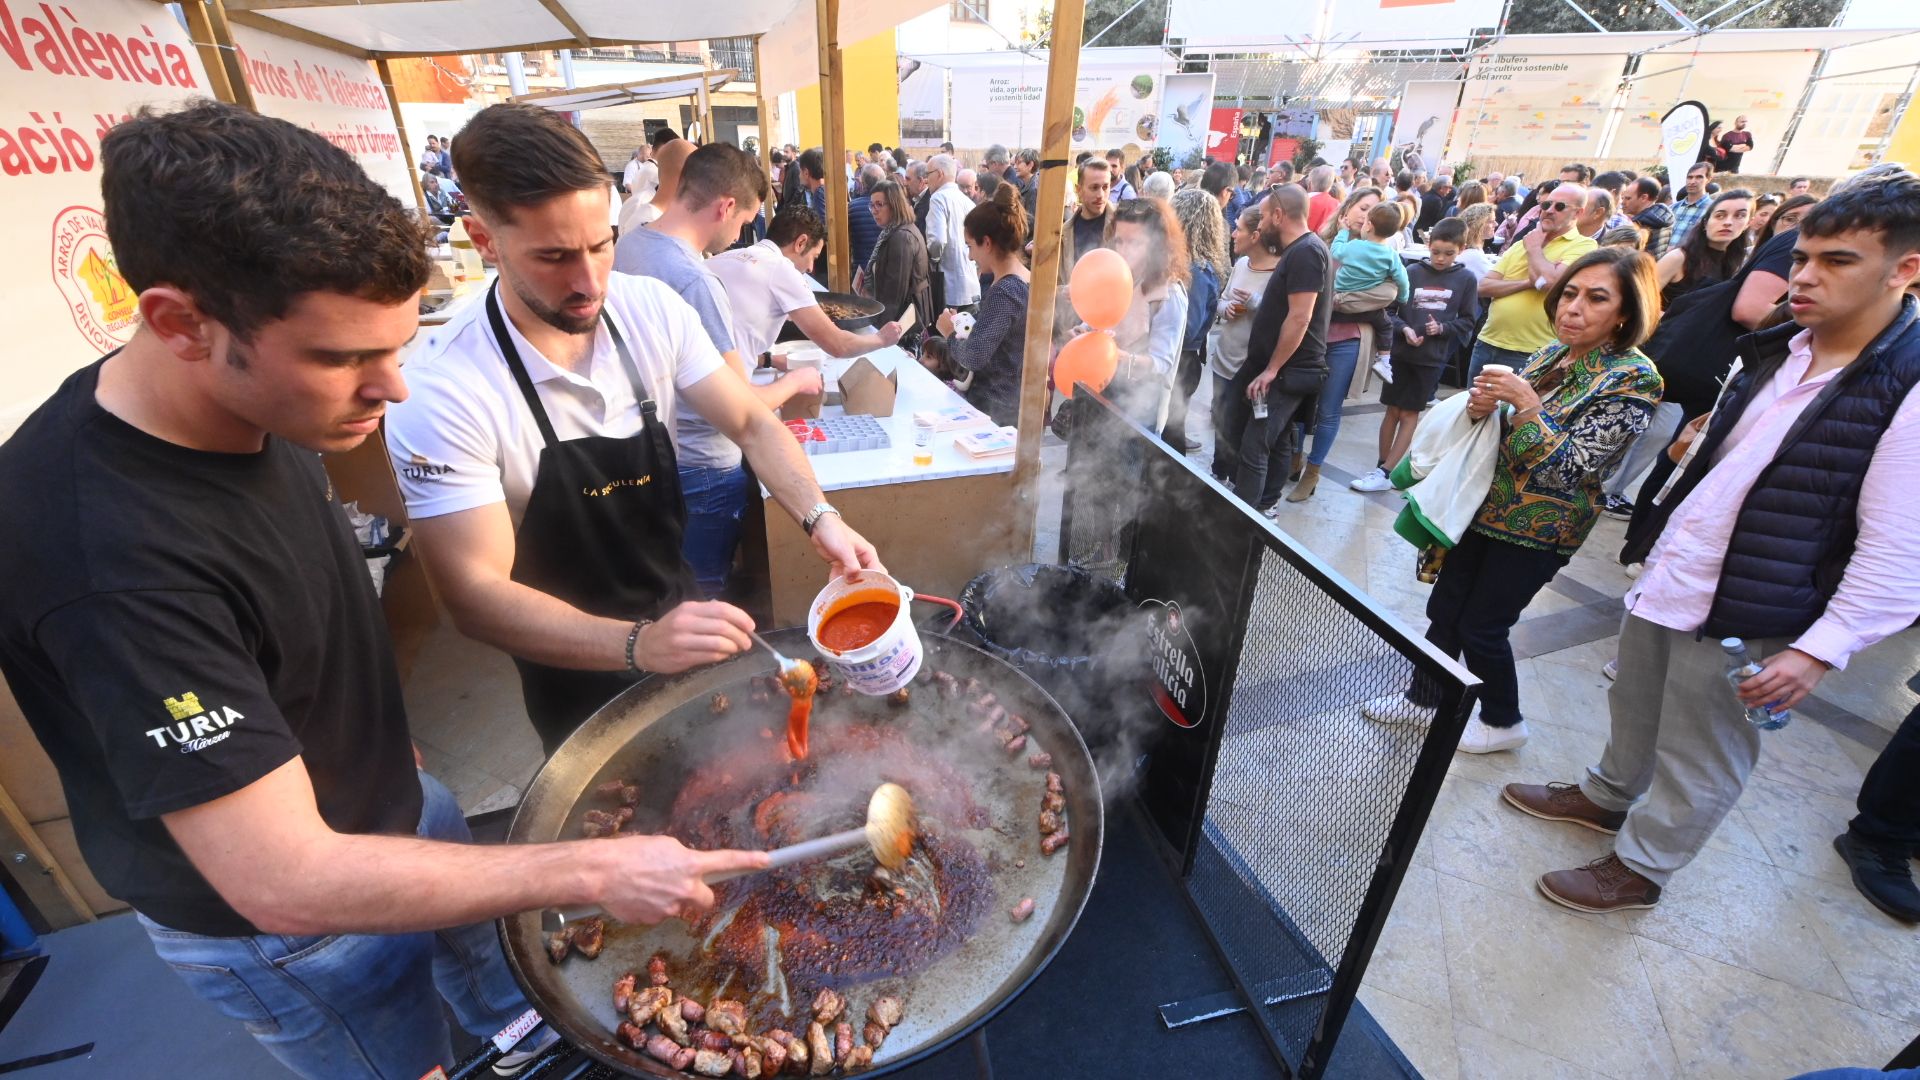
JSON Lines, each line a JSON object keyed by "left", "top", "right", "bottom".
{"left": 147, "top": 692, "right": 244, "bottom": 754}
{"left": 1140, "top": 599, "right": 1206, "bottom": 729}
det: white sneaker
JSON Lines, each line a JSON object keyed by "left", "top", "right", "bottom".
{"left": 1350, "top": 467, "right": 1393, "bottom": 492}
{"left": 1372, "top": 354, "right": 1395, "bottom": 384}
{"left": 1602, "top": 658, "right": 1618, "bottom": 681}
{"left": 1458, "top": 716, "right": 1529, "bottom": 754}
{"left": 1262, "top": 503, "right": 1281, "bottom": 519}
{"left": 1624, "top": 562, "right": 1643, "bottom": 579}
{"left": 1361, "top": 694, "right": 1434, "bottom": 725}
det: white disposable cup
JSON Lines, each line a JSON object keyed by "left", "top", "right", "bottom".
{"left": 1481, "top": 363, "right": 1513, "bottom": 377}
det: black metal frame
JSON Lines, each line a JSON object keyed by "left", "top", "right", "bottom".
{"left": 1057, "top": 390, "right": 1479, "bottom": 1080}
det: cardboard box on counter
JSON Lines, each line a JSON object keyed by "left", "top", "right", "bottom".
{"left": 779, "top": 351, "right": 825, "bottom": 421}
{"left": 839, "top": 356, "right": 898, "bottom": 417}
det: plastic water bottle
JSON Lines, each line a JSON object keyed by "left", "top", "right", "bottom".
{"left": 1721, "top": 638, "right": 1791, "bottom": 730}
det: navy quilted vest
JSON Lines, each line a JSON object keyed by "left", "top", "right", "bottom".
{"left": 1668, "top": 298, "right": 1920, "bottom": 640}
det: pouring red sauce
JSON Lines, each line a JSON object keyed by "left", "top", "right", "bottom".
{"left": 817, "top": 595, "right": 899, "bottom": 653}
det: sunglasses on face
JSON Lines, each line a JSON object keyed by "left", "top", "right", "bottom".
{"left": 1543, "top": 201, "right": 1577, "bottom": 211}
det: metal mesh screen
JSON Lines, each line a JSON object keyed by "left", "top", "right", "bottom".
{"left": 1059, "top": 393, "right": 1473, "bottom": 1079}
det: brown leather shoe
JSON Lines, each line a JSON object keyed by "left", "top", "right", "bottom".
{"left": 1502, "top": 781, "right": 1628, "bottom": 835}
{"left": 1539, "top": 854, "right": 1662, "bottom": 913}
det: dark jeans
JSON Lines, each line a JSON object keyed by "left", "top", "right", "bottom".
{"left": 679, "top": 463, "right": 751, "bottom": 599}
{"left": 1848, "top": 693, "right": 1920, "bottom": 849}
{"left": 1210, "top": 372, "right": 1244, "bottom": 483}
{"left": 1161, "top": 346, "right": 1208, "bottom": 446}
{"left": 1231, "top": 384, "right": 1316, "bottom": 510}
{"left": 1412, "top": 528, "right": 1569, "bottom": 727}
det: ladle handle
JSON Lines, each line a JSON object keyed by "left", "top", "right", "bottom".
{"left": 542, "top": 827, "right": 870, "bottom": 928}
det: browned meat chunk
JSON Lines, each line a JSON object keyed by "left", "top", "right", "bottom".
{"left": 964, "top": 677, "right": 985, "bottom": 697}
{"left": 1003, "top": 734, "right": 1027, "bottom": 755}
{"left": 694, "top": 1048, "right": 735, "bottom": 1077}
{"left": 648, "top": 954, "right": 670, "bottom": 987}
{"left": 810, "top": 987, "right": 846, "bottom": 1025}
{"left": 646, "top": 1034, "right": 685, "bottom": 1065}
{"left": 711, "top": 692, "right": 731, "bottom": 714}
{"left": 867, "top": 995, "right": 904, "bottom": 1030}
{"left": 1042, "top": 791, "right": 1066, "bottom": 815}
{"left": 595, "top": 779, "right": 640, "bottom": 805}
{"left": 758, "top": 1036, "right": 789, "bottom": 1074}
{"left": 546, "top": 928, "right": 572, "bottom": 964}
{"left": 784, "top": 1030, "right": 811, "bottom": 1074}
{"left": 612, "top": 971, "right": 636, "bottom": 1012}
{"left": 1028, "top": 751, "right": 1052, "bottom": 770}
{"left": 1045, "top": 771, "right": 1063, "bottom": 794}
{"left": 805, "top": 1022, "right": 833, "bottom": 1076}
{"left": 738, "top": 1046, "right": 766, "bottom": 1078}
{"left": 765, "top": 1029, "right": 794, "bottom": 1048}
{"left": 1042, "top": 828, "right": 1070, "bottom": 855}
{"left": 617, "top": 1020, "right": 646, "bottom": 1048}
{"left": 844, "top": 1045, "right": 875, "bottom": 1072}
{"left": 863, "top": 1022, "right": 889, "bottom": 1050}
{"left": 966, "top": 695, "right": 999, "bottom": 719}
{"left": 1006, "top": 713, "right": 1030, "bottom": 735}
{"left": 677, "top": 1047, "right": 699, "bottom": 1071}
{"left": 1038, "top": 809, "right": 1060, "bottom": 834}
{"left": 933, "top": 671, "right": 960, "bottom": 698}
{"left": 580, "top": 808, "right": 621, "bottom": 838}
{"left": 887, "top": 687, "right": 911, "bottom": 707}
{"left": 1009, "top": 897, "right": 1036, "bottom": 922}
{"left": 570, "top": 916, "right": 605, "bottom": 959}
{"left": 657, "top": 999, "right": 690, "bottom": 1045}
{"left": 697, "top": 1030, "right": 734, "bottom": 1053}
{"left": 627, "top": 985, "right": 672, "bottom": 1026}
{"left": 834, "top": 1022, "right": 852, "bottom": 1065}
{"left": 707, "top": 998, "right": 749, "bottom": 1037}
{"left": 681, "top": 999, "right": 707, "bottom": 1025}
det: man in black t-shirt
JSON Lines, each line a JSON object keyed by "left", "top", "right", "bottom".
{"left": 1221, "top": 186, "right": 1333, "bottom": 511}
{"left": 0, "top": 103, "right": 766, "bottom": 1080}
{"left": 1059, "top": 159, "right": 1115, "bottom": 284}
{"left": 1718, "top": 115, "right": 1755, "bottom": 173}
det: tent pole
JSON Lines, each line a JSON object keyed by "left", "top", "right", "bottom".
{"left": 190, "top": 0, "right": 257, "bottom": 111}
{"left": 377, "top": 58, "right": 430, "bottom": 215}
{"left": 754, "top": 36, "right": 776, "bottom": 205}
{"left": 182, "top": 0, "right": 240, "bottom": 106}
{"left": 1009, "top": 0, "right": 1087, "bottom": 558}
{"left": 816, "top": 0, "right": 851, "bottom": 291}
{"left": 697, "top": 70, "right": 715, "bottom": 144}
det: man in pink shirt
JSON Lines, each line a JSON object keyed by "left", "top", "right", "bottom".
{"left": 1502, "top": 168, "right": 1920, "bottom": 913}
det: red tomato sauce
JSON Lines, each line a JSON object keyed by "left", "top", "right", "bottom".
{"left": 817, "top": 597, "right": 899, "bottom": 653}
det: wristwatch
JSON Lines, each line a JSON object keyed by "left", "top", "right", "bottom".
{"left": 801, "top": 502, "right": 841, "bottom": 536}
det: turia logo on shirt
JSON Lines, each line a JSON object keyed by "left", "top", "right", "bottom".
{"left": 402, "top": 452, "right": 455, "bottom": 484}
{"left": 147, "top": 692, "right": 245, "bottom": 754}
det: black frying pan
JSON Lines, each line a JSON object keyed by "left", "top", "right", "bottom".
{"left": 499, "top": 630, "right": 1103, "bottom": 1076}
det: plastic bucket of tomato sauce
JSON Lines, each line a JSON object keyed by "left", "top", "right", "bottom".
{"left": 806, "top": 570, "right": 923, "bottom": 695}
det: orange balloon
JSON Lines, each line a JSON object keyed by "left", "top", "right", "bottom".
{"left": 1054, "top": 331, "right": 1118, "bottom": 398}
{"left": 1069, "top": 248, "right": 1134, "bottom": 331}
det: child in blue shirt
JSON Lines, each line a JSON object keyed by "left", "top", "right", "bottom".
{"left": 1330, "top": 202, "right": 1412, "bottom": 364}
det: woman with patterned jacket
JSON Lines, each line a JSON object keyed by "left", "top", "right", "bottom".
{"left": 1366, "top": 247, "right": 1665, "bottom": 753}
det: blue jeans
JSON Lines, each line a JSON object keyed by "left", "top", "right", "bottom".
{"left": 1467, "top": 339, "right": 1534, "bottom": 380}
{"left": 1305, "top": 339, "right": 1361, "bottom": 467}
{"left": 679, "top": 462, "right": 751, "bottom": 599}
{"left": 140, "top": 772, "right": 531, "bottom": 1080}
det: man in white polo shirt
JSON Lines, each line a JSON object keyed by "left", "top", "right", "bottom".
{"left": 387, "top": 104, "right": 884, "bottom": 752}
{"left": 708, "top": 204, "right": 904, "bottom": 361}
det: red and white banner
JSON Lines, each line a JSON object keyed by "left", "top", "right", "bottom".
{"left": 0, "top": 0, "right": 209, "bottom": 435}
{"left": 231, "top": 24, "right": 412, "bottom": 206}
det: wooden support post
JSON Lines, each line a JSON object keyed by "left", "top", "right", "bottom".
{"left": 753, "top": 36, "right": 776, "bottom": 206}
{"left": 1009, "top": 0, "right": 1086, "bottom": 557}
{"left": 697, "top": 73, "right": 715, "bottom": 146}
{"left": 815, "top": 0, "right": 850, "bottom": 291}
{"left": 203, "top": 0, "right": 258, "bottom": 111}
{"left": 376, "top": 58, "right": 429, "bottom": 215}
{"left": 182, "top": 0, "right": 241, "bottom": 106}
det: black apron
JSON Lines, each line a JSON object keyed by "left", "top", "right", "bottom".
{"left": 486, "top": 285, "right": 699, "bottom": 753}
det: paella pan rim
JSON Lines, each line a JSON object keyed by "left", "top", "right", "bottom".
{"left": 498, "top": 629, "right": 1105, "bottom": 1078}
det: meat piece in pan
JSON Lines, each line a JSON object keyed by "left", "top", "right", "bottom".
{"left": 595, "top": 779, "right": 640, "bottom": 806}
{"left": 645, "top": 1034, "right": 686, "bottom": 1065}
{"left": 617, "top": 1020, "right": 646, "bottom": 1049}
{"left": 627, "top": 985, "right": 672, "bottom": 1026}
{"left": 1042, "top": 828, "right": 1071, "bottom": 856}
{"left": 707, "top": 998, "right": 749, "bottom": 1037}
{"left": 932, "top": 671, "right": 960, "bottom": 698}
{"left": 545, "top": 928, "right": 573, "bottom": 964}
{"left": 1005, "top": 713, "right": 1031, "bottom": 736}
{"left": 570, "top": 915, "right": 605, "bottom": 959}
{"left": 1028, "top": 751, "right": 1052, "bottom": 770}
{"left": 656, "top": 997, "right": 691, "bottom": 1045}
{"left": 1042, "top": 791, "right": 1066, "bottom": 815}
{"left": 757, "top": 1035, "right": 789, "bottom": 1075}
{"left": 734, "top": 1046, "right": 764, "bottom": 1078}
{"left": 805, "top": 1022, "right": 833, "bottom": 1076}
{"left": 1009, "top": 897, "right": 1036, "bottom": 922}
{"left": 681, "top": 999, "right": 707, "bottom": 1025}
{"left": 834, "top": 1021, "right": 853, "bottom": 1065}
{"left": 782, "top": 1030, "right": 810, "bottom": 1074}
{"left": 611, "top": 971, "right": 636, "bottom": 1012}
{"left": 844, "top": 1045, "right": 875, "bottom": 1072}
{"left": 647, "top": 954, "right": 670, "bottom": 987}
{"left": 580, "top": 809, "right": 620, "bottom": 838}
{"left": 696, "top": 1030, "right": 733, "bottom": 1053}
{"left": 887, "top": 687, "right": 911, "bottom": 707}
{"left": 810, "top": 987, "right": 846, "bottom": 1025}
{"left": 1045, "top": 771, "right": 1064, "bottom": 794}
{"left": 693, "top": 1048, "right": 735, "bottom": 1077}
{"left": 1038, "top": 809, "right": 1060, "bottom": 835}
{"left": 867, "top": 995, "right": 904, "bottom": 1030}
{"left": 863, "top": 1022, "right": 889, "bottom": 1051}
{"left": 710, "top": 692, "right": 731, "bottom": 715}
{"left": 1003, "top": 734, "right": 1027, "bottom": 755}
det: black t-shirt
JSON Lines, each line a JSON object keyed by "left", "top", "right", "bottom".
{"left": 0, "top": 361, "right": 419, "bottom": 936}
{"left": 1719, "top": 130, "right": 1754, "bottom": 172}
{"left": 1071, "top": 211, "right": 1108, "bottom": 260}
{"left": 1243, "top": 231, "right": 1333, "bottom": 382}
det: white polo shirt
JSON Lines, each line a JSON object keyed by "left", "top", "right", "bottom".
{"left": 386, "top": 273, "right": 726, "bottom": 528}
{"left": 707, "top": 239, "right": 820, "bottom": 360}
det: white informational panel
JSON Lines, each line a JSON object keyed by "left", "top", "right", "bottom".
{"left": 1395, "top": 80, "right": 1460, "bottom": 165}
{"left": 1610, "top": 50, "right": 1817, "bottom": 162}
{"left": 230, "top": 24, "right": 413, "bottom": 206}
{"left": 1155, "top": 72, "right": 1215, "bottom": 166}
{"left": 1448, "top": 51, "right": 1627, "bottom": 160}
{"left": 1170, "top": 0, "right": 1503, "bottom": 49}
{"left": 1779, "top": 38, "right": 1920, "bottom": 176}
{"left": 942, "top": 48, "right": 1170, "bottom": 151}
{"left": 898, "top": 56, "right": 946, "bottom": 146}
{"left": 0, "top": 0, "right": 209, "bottom": 437}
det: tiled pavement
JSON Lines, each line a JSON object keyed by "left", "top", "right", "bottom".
{"left": 404, "top": 374, "right": 1920, "bottom": 1078}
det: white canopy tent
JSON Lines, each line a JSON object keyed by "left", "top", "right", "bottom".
{"left": 512, "top": 70, "right": 736, "bottom": 112}
{"left": 222, "top": 0, "right": 803, "bottom": 58}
